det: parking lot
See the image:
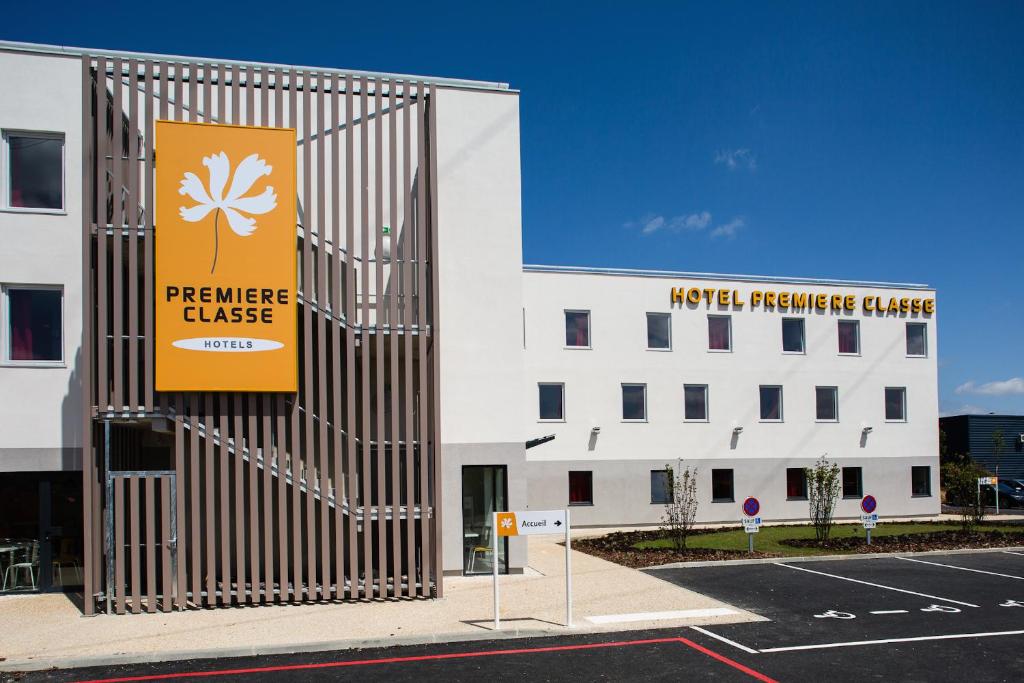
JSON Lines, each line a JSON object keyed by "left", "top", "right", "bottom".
{"left": 18, "top": 550, "right": 1024, "bottom": 682}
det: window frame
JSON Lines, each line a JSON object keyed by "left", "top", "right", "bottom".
{"left": 815, "top": 385, "right": 839, "bottom": 423}
{"left": 621, "top": 382, "right": 648, "bottom": 422}
{"left": 563, "top": 309, "right": 592, "bottom": 350}
{"left": 911, "top": 465, "right": 932, "bottom": 497}
{"left": 842, "top": 466, "right": 863, "bottom": 499}
{"left": 568, "top": 470, "right": 593, "bottom": 506}
{"left": 905, "top": 322, "right": 928, "bottom": 358}
{"left": 1, "top": 283, "right": 65, "bottom": 367}
{"left": 758, "top": 384, "right": 784, "bottom": 422}
{"left": 781, "top": 317, "right": 806, "bottom": 354}
{"left": 837, "top": 319, "right": 861, "bottom": 356}
{"left": 2, "top": 129, "right": 67, "bottom": 214}
{"left": 885, "top": 386, "right": 907, "bottom": 422}
{"left": 707, "top": 314, "right": 732, "bottom": 352}
{"left": 650, "top": 470, "right": 673, "bottom": 505}
{"left": 645, "top": 312, "right": 672, "bottom": 351}
{"left": 537, "top": 382, "right": 566, "bottom": 422}
{"left": 786, "top": 467, "right": 808, "bottom": 500}
{"left": 711, "top": 468, "right": 735, "bottom": 503}
{"left": 683, "top": 383, "right": 709, "bottom": 422}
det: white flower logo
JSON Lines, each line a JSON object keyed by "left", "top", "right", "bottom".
{"left": 178, "top": 152, "right": 278, "bottom": 274}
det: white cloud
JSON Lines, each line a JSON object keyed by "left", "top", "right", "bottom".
{"left": 715, "top": 148, "right": 757, "bottom": 171}
{"left": 628, "top": 212, "right": 746, "bottom": 240}
{"left": 955, "top": 378, "right": 1024, "bottom": 396}
{"left": 630, "top": 211, "right": 712, "bottom": 236}
{"left": 710, "top": 217, "right": 744, "bottom": 239}
{"left": 938, "top": 404, "right": 988, "bottom": 417}
{"left": 668, "top": 211, "right": 712, "bottom": 231}
{"left": 641, "top": 216, "right": 665, "bottom": 235}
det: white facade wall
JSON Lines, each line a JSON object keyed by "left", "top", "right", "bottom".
{"left": 522, "top": 268, "right": 940, "bottom": 524}
{"left": 432, "top": 87, "right": 528, "bottom": 573}
{"left": 0, "top": 51, "right": 84, "bottom": 471}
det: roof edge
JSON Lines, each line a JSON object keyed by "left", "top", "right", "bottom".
{"left": 0, "top": 40, "right": 511, "bottom": 92}
{"left": 522, "top": 264, "right": 932, "bottom": 290}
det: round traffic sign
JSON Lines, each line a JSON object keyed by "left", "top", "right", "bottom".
{"left": 742, "top": 496, "right": 760, "bottom": 517}
{"left": 861, "top": 494, "right": 877, "bottom": 514}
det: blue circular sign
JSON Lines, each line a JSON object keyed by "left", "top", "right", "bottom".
{"left": 861, "top": 495, "right": 877, "bottom": 514}
{"left": 742, "top": 497, "right": 760, "bottom": 517}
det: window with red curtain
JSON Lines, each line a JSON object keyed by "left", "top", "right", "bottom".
{"left": 708, "top": 316, "right": 730, "bottom": 350}
{"left": 565, "top": 311, "right": 590, "bottom": 347}
{"left": 568, "top": 471, "right": 593, "bottom": 505}
{"left": 8, "top": 288, "right": 62, "bottom": 362}
{"left": 838, "top": 320, "right": 859, "bottom": 354}
{"left": 786, "top": 468, "right": 807, "bottom": 499}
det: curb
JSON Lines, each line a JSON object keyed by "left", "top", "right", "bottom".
{"left": 0, "top": 618, "right": 750, "bottom": 673}
{"left": 643, "top": 544, "right": 1024, "bottom": 570}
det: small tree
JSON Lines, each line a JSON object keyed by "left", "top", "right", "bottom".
{"left": 993, "top": 429, "right": 1005, "bottom": 481}
{"left": 942, "top": 458, "right": 986, "bottom": 531}
{"left": 806, "top": 456, "right": 841, "bottom": 544}
{"left": 662, "top": 464, "right": 699, "bottom": 550}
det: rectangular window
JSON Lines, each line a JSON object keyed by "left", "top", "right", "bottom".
{"left": 912, "top": 466, "right": 931, "bottom": 497}
{"left": 4, "top": 286, "right": 63, "bottom": 363}
{"left": 906, "top": 322, "right": 927, "bottom": 357}
{"left": 842, "top": 467, "right": 863, "bottom": 498}
{"left": 786, "top": 468, "right": 808, "bottom": 499}
{"left": 538, "top": 383, "right": 564, "bottom": 421}
{"left": 838, "top": 320, "right": 860, "bottom": 354}
{"left": 564, "top": 310, "right": 591, "bottom": 348}
{"left": 711, "top": 469, "right": 734, "bottom": 502}
{"left": 622, "top": 383, "right": 647, "bottom": 421}
{"left": 885, "top": 386, "right": 907, "bottom": 421}
{"left": 568, "top": 471, "right": 593, "bottom": 505}
{"left": 708, "top": 315, "right": 731, "bottom": 351}
{"left": 646, "top": 312, "right": 671, "bottom": 350}
{"left": 782, "top": 318, "right": 805, "bottom": 353}
{"left": 650, "top": 470, "right": 672, "bottom": 504}
{"left": 5, "top": 132, "right": 64, "bottom": 210}
{"left": 684, "top": 384, "right": 708, "bottom": 421}
{"left": 815, "top": 386, "right": 838, "bottom": 421}
{"left": 759, "top": 385, "right": 783, "bottom": 421}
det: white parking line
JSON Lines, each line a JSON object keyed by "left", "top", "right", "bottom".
{"left": 759, "top": 629, "right": 1024, "bottom": 653}
{"left": 1002, "top": 551, "right": 1024, "bottom": 557}
{"left": 585, "top": 607, "right": 738, "bottom": 624}
{"left": 869, "top": 610, "right": 908, "bottom": 615}
{"left": 895, "top": 556, "right": 1024, "bottom": 579}
{"left": 775, "top": 563, "right": 979, "bottom": 607}
{"left": 690, "top": 626, "right": 760, "bottom": 654}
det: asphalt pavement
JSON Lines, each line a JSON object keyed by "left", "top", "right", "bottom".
{"left": 14, "top": 550, "right": 1024, "bottom": 682}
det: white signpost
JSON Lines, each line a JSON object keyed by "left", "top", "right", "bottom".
{"left": 492, "top": 509, "right": 572, "bottom": 630}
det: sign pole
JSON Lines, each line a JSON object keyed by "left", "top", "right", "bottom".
{"left": 748, "top": 532, "right": 754, "bottom": 554}
{"left": 866, "top": 527, "right": 872, "bottom": 545}
{"left": 492, "top": 511, "right": 500, "bottom": 630}
{"left": 565, "top": 507, "right": 572, "bottom": 628}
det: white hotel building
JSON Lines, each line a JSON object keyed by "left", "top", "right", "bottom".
{"left": 0, "top": 41, "right": 937, "bottom": 604}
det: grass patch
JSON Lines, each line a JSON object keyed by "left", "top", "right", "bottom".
{"left": 635, "top": 522, "right": 1024, "bottom": 557}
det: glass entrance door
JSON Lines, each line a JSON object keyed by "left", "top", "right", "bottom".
{"left": 0, "top": 472, "right": 83, "bottom": 593}
{"left": 461, "top": 465, "right": 508, "bottom": 575}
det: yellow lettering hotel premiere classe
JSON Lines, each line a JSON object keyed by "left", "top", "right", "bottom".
{"left": 670, "top": 287, "right": 935, "bottom": 314}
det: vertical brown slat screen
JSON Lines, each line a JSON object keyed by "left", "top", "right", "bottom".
{"left": 82, "top": 57, "right": 440, "bottom": 614}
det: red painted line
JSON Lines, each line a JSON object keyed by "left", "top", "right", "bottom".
{"left": 676, "top": 636, "right": 779, "bottom": 683}
{"left": 71, "top": 637, "right": 684, "bottom": 682}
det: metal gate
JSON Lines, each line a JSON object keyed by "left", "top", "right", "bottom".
{"left": 105, "top": 470, "right": 177, "bottom": 614}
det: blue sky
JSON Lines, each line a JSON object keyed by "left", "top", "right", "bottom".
{"left": 5, "top": 1, "right": 1023, "bottom": 415}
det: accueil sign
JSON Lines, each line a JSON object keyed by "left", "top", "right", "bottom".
{"left": 670, "top": 287, "right": 935, "bottom": 315}
{"left": 155, "top": 121, "right": 297, "bottom": 392}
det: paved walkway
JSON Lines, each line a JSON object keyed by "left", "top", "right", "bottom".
{"left": 0, "top": 536, "right": 758, "bottom": 672}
